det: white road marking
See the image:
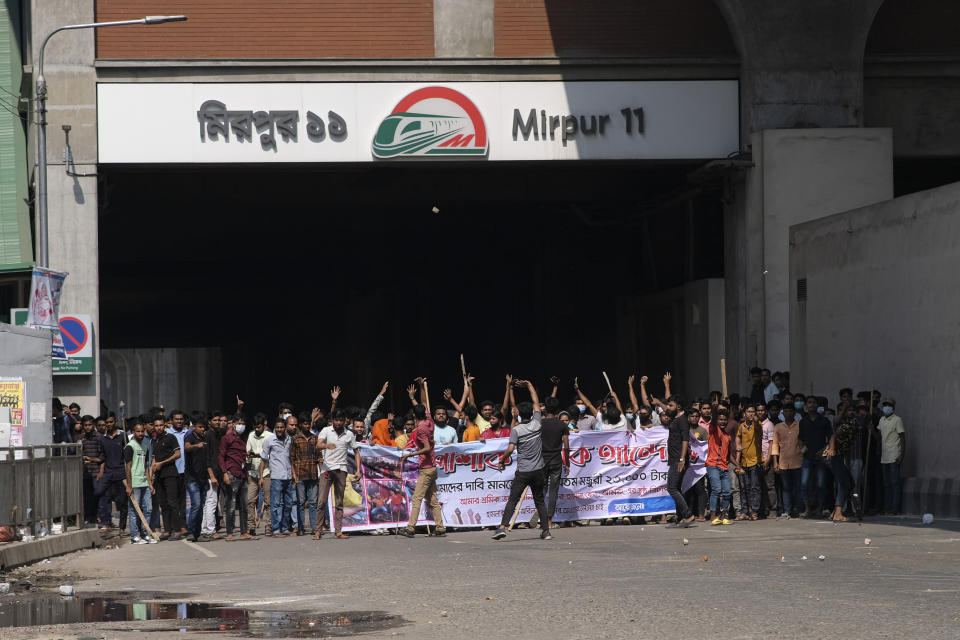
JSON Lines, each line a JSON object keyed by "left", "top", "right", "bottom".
{"left": 182, "top": 539, "right": 217, "bottom": 558}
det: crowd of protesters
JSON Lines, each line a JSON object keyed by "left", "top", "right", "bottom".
{"left": 50, "top": 366, "right": 906, "bottom": 544}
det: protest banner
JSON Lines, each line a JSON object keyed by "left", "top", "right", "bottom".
{"left": 26, "top": 267, "right": 68, "bottom": 358}
{"left": 328, "top": 427, "right": 707, "bottom": 532}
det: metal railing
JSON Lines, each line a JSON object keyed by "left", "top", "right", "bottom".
{"left": 0, "top": 444, "right": 83, "bottom": 535}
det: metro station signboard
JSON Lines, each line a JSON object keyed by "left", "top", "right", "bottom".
{"left": 98, "top": 81, "right": 739, "bottom": 163}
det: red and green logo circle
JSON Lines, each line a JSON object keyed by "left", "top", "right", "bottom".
{"left": 373, "top": 87, "right": 488, "bottom": 158}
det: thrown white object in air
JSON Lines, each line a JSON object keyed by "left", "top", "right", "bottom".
{"left": 431, "top": 206, "right": 440, "bottom": 213}
{"left": 922, "top": 513, "right": 934, "bottom": 524}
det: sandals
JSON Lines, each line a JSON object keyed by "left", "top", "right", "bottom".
{"left": 334, "top": 533, "right": 349, "bottom": 540}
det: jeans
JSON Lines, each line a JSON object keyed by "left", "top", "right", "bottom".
{"left": 127, "top": 486, "right": 153, "bottom": 540}
{"left": 83, "top": 475, "right": 97, "bottom": 522}
{"left": 270, "top": 478, "right": 295, "bottom": 534}
{"left": 667, "top": 461, "right": 692, "bottom": 520}
{"left": 97, "top": 475, "right": 128, "bottom": 529}
{"left": 156, "top": 474, "right": 185, "bottom": 534}
{"left": 801, "top": 457, "right": 829, "bottom": 506}
{"left": 530, "top": 464, "right": 563, "bottom": 526}
{"left": 185, "top": 480, "right": 206, "bottom": 539}
{"left": 730, "top": 469, "right": 741, "bottom": 515}
{"left": 247, "top": 475, "right": 271, "bottom": 533}
{"left": 406, "top": 467, "right": 445, "bottom": 532}
{"left": 761, "top": 463, "right": 779, "bottom": 516}
{"left": 706, "top": 465, "right": 731, "bottom": 514}
{"left": 319, "top": 470, "right": 349, "bottom": 534}
{"left": 296, "top": 479, "right": 319, "bottom": 533}
{"left": 740, "top": 465, "right": 762, "bottom": 516}
{"left": 219, "top": 473, "right": 248, "bottom": 535}
{"left": 849, "top": 458, "right": 864, "bottom": 500}
{"left": 779, "top": 467, "right": 802, "bottom": 515}
{"left": 881, "top": 462, "right": 902, "bottom": 513}
{"left": 500, "top": 469, "right": 549, "bottom": 531}
{"left": 684, "top": 477, "right": 707, "bottom": 517}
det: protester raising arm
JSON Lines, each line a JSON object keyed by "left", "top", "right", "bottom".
{"left": 415, "top": 377, "right": 430, "bottom": 415}
{"left": 639, "top": 375, "right": 652, "bottom": 408}
{"left": 330, "top": 386, "right": 341, "bottom": 415}
{"left": 628, "top": 375, "right": 640, "bottom": 413}
{"left": 550, "top": 376, "right": 559, "bottom": 399}
{"left": 573, "top": 377, "right": 599, "bottom": 416}
{"left": 501, "top": 374, "right": 514, "bottom": 422}
{"left": 364, "top": 381, "right": 389, "bottom": 431}
{"left": 407, "top": 383, "right": 419, "bottom": 408}
{"left": 663, "top": 372, "right": 673, "bottom": 400}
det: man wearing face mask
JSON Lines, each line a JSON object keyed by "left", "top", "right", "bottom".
{"left": 218, "top": 415, "right": 255, "bottom": 541}
{"left": 799, "top": 396, "right": 833, "bottom": 518}
{"left": 572, "top": 378, "right": 598, "bottom": 431}
{"left": 877, "top": 398, "right": 905, "bottom": 515}
{"left": 261, "top": 416, "right": 296, "bottom": 537}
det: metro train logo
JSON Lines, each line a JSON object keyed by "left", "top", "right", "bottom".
{"left": 372, "top": 86, "right": 488, "bottom": 158}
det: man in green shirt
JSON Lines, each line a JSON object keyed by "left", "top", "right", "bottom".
{"left": 124, "top": 423, "right": 157, "bottom": 544}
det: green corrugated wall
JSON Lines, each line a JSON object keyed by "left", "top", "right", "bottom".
{"left": 0, "top": 0, "right": 33, "bottom": 271}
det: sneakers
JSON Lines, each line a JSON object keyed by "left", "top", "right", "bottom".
{"left": 710, "top": 518, "right": 722, "bottom": 526}
{"left": 147, "top": 537, "right": 158, "bottom": 544}
{"left": 540, "top": 529, "right": 552, "bottom": 540}
{"left": 131, "top": 536, "right": 148, "bottom": 545}
{"left": 492, "top": 528, "right": 507, "bottom": 540}
{"left": 778, "top": 513, "right": 790, "bottom": 520}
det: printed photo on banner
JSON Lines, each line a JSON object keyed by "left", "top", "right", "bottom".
{"left": 26, "top": 267, "right": 68, "bottom": 358}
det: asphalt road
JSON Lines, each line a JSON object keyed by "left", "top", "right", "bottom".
{"left": 2, "top": 516, "right": 960, "bottom": 639}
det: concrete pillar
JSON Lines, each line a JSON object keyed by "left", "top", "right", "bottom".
{"left": 434, "top": 0, "right": 493, "bottom": 57}
{"left": 31, "top": 1, "right": 100, "bottom": 412}
{"left": 714, "top": 0, "right": 885, "bottom": 142}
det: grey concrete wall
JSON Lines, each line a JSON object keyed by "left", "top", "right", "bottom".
{"left": 751, "top": 128, "right": 893, "bottom": 372}
{"left": 865, "top": 76, "right": 960, "bottom": 157}
{"left": 790, "top": 180, "right": 960, "bottom": 481}
{"left": 100, "top": 347, "right": 223, "bottom": 417}
{"left": 0, "top": 323, "right": 53, "bottom": 446}
{"left": 434, "top": 0, "right": 493, "bottom": 58}
{"left": 31, "top": 1, "right": 100, "bottom": 414}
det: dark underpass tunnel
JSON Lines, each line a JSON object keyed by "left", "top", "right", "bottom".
{"left": 98, "top": 162, "right": 723, "bottom": 416}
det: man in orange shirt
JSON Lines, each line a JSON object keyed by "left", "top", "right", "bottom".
{"left": 370, "top": 418, "right": 395, "bottom": 447}
{"left": 461, "top": 405, "right": 482, "bottom": 442}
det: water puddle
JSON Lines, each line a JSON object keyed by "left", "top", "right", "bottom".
{"left": 0, "top": 591, "right": 404, "bottom": 637}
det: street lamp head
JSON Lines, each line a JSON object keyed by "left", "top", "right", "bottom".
{"left": 144, "top": 15, "right": 188, "bottom": 25}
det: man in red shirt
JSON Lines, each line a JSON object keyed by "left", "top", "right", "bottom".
{"left": 218, "top": 421, "right": 257, "bottom": 541}
{"left": 399, "top": 404, "right": 445, "bottom": 538}
{"left": 706, "top": 408, "right": 734, "bottom": 525}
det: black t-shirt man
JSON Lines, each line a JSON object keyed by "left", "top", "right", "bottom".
{"left": 667, "top": 418, "right": 687, "bottom": 464}
{"left": 540, "top": 417, "right": 567, "bottom": 467}
{"left": 799, "top": 414, "right": 833, "bottom": 461}
{"left": 184, "top": 431, "right": 208, "bottom": 483}
{"left": 153, "top": 432, "right": 181, "bottom": 479}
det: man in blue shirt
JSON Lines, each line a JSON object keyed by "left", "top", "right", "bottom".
{"left": 168, "top": 410, "right": 190, "bottom": 536}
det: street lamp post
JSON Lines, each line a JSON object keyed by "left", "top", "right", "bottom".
{"left": 35, "top": 15, "right": 187, "bottom": 268}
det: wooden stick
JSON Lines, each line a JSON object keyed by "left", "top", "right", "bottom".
{"left": 602, "top": 371, "right": 613, "bottom": 395}
{"left": 460, "top": 354, "right": 467, "bottom": 377}
{"left": 508, "top": 487, "right": 531, "bottom": 531}
{"left": 720, "top": 358, "right": 728, "bottom": 399}
{"left": 130, "top": 495, "right": 159, "bottom": 541}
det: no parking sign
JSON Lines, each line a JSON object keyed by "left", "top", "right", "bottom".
{"left": 10, "top": 309, "right": 94, "bottom": 375}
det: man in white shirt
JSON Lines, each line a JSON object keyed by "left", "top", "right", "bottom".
{"left": 877, "top": 397, "right": 905, "bottom": 515}
{"left": 317, "top": 409, "right": 362, "bottom": 539}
